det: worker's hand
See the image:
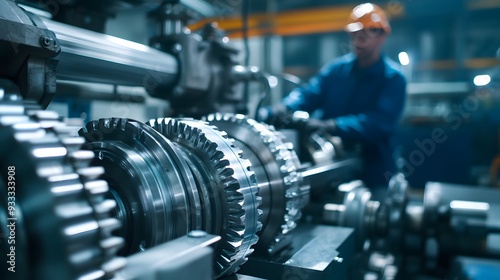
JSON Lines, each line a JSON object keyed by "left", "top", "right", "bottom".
{"left": 303, "top": 118, "right": 336, "bottom": 134}
{"left": 262, "top": 104, "right": 293, "bottom": 129}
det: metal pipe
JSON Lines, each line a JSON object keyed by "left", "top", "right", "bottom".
{"left": 39, "top": 17, "right": 178, "bottom": 91}
{"left": 301, "top": 157, "right": 363, "bottom": 190}
{"left": 323, "top": 203, "right": 346, "bottom": 224}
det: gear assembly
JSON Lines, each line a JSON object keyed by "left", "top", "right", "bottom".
{"left": 1, "top": 1, "right": 499, "bottom": 280}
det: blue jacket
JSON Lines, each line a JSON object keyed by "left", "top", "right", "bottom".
{"left": 283, "top": 53, "right": 407, "bottom": 186}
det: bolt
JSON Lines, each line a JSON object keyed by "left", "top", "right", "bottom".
{"left": 172, "top": 43, "right": 182, "bottom": 53}
{"left": 334, "top": 256, "right": 344, "bottom": 263}
{"left": 40, "top": 36, "right": 53, "bottom": 48}
{"left": 188, "top": 230, "right": 207, "bottom": 238}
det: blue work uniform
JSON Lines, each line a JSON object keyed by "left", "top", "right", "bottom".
{"left": 283, "top": 53, "right": 407, "bottom": 187}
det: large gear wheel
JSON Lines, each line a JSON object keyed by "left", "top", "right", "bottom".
{"left": 204, "top": 113, "right": 306, "bottom": 255}
{"left": 80, "top": 117, "right": 261, "bottom": 278}
{"left": 0, "top": 95, "right": 125, "bottom": 280}
{"left": 79, "top": 118, "right": 201, "bottom": 255}
{"left": 148, "top": 118, "right": 261, "bottom": 277}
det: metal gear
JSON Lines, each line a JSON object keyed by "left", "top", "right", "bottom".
{"left": 79, "top": 118, "right": 201, "bottom": 255}
{"left": 80, "top": 117, "right": 261, "bottom": 278}
{"left": 148, "top": 118, "right": 261, "bottom": 277}
{"left": 204, "top": 113, "right": 306, "bottom": 255}
{"left": 341, "top": 187, "right": 378, "bottom": 250}
{"left": 0, "top": 95, "right": 125, "bottom": 280}
{"left": 383, "top": 173, "right": 409, "bottom": 250}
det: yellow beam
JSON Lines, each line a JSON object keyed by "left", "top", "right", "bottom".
{"left": 416, "top": 58, "right": 500, "bottom": 70}
{"left": 465, "top": 58, "right": 500, "bottom": 68}
{"left": 188, "top": 4, "right": 404, "bottom": 38}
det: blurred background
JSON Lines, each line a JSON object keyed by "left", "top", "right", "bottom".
{"left": 3, "top": 1, "right": 500, "bottom": 279}
{"left": 190, "top": 0, "right": 500, "bottom": 190}
{"left": 26, "top": 0, "right": 500, "bottom": 189}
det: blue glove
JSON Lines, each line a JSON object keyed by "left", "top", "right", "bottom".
{"left": 303, "top": 118, "right": 336, "bottom": 134}
{"left": 260, "top": 104, "right": 293, "bottom": 129}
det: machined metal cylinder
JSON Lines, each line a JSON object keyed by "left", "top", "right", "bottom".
{"left": 39, "top": 17, "right": 178, "bottom": 90}
{"left": 423, "top": 182, "right": 500, "bottom": 258}
{"left": 204, "top": 113, "right": 308, "bottom": 255}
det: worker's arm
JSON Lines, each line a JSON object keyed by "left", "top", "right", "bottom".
{"left": 281, "top": 63, "right": 334, "bottom": 113}
{"left": 331, "top": 74, "right": 406, "bottom": 142}
{"left": 259, "top": 63, "right": 333, "bottom": 127}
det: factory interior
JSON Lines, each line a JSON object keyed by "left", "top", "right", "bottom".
{"left": 1, "top": 0, "right": 500, "bottom": 279}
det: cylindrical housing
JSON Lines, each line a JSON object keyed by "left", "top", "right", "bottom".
{"left": 423, "top": 182, "right": 500, "bottom": 258}
{"left": 40, "top": 17, "right": 178, "bottom": 90}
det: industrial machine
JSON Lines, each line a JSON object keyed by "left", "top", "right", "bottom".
{"left": 1, "top": 1, "right": 499, "bottom": 280}
{"left": 323, "top": 177, "right": 500, "bottom": 279}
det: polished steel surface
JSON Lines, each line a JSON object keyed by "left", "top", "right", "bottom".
{"left": 40, "top": 17, "right": 178, "bottom": 89}
{"left": 383, "top": 173, "right": 409, "bottom": 248}
{"left": 148, "top": 118, "right": 261, "bottom": 277}
{"left": 0, "top": 95, "right": 124, "bottom": 280}
{"left": 80, "top": 117, "right": 262, "bottom": 278}
{"left": 79, "top": 118, "right": 199, "bottom": 255}
{"left": 20, "top": 0, "right": 219, "bottom": 16}
{"left": 301, "top": 157, "right": 363, "bottom": 190}
{"left": 0, "top": 4, "right": 60, "bottom": 107}
{"left": 204, "top": 113, "right": 306, "bottom": 255}
{"left": 423, "top": 182, "right": 500, "bottom": 258}
{"left": 117, "top": 232, "right": 220, "bottom": 280}
{"left": 341, "top": 187, "right": 373, "bottom": 250}
{"left": 0, "top": 0, "right": 33, "bottom": 25}
{"left": 239, "top": 224, "right": 355, "bottom": 280}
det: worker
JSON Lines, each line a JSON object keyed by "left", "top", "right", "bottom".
{"left": 261, "top": 3, "right": 407, "bottom": 198}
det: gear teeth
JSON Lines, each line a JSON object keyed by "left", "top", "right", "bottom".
{"left": 70, "top": 150, "right": 96, "bottom": 168}
{"left": 0, "top": 102, "right": 125, "bottom": 279}
{"left": 0, "top": 115, "right": 30, "bottom": 125}
{"left": 223, "top": 180, "right": 241, "bottom": 191}
{"left": 256, "top": 221, "right": 263, "bottom": 232}
{"left": 210, "top": 149, "right": 224, "bottom": 161}
{"left": 28, "top": 110, "right": 60, "bottom": 120}
{"left": 99, "top": 218, "right": 122, "bottom": 234}
{"left": 61, "top": 136, "right": 86, "bottom": 147}
{"left": 227, "top": 192, "right": 245, "bottom": 202}
{"left": 95, "top": 200, "right": 117, "bottom": 215}
{"left": 101, "top": 118, "right": 112, "bottom": 129}
{"left": 102, "top": 257, "right": 127, "bottom": 275}
{"left": 14, "top": 127, "right": 46, "bottom": 141}
{"left": 215, "top": 159, "right": 230, "bottom": 170}
{"left": 64, "top": 220, "right": 99, "bottom": 237}
{"left": 148, "top": 117, "right": 261, "bottom": 278}
{"left": 204, "top": 113, "right": 305, "bottom": 254}
{"left": 77, "top": 270, "right": 106, "bottom": 280}
{"left": 226, "top": 240, "right": 243, "bottom": 250}
{"left": 218, "top": 164, "right": 234, "bottom": 177}
{"left": 56, "top": 204, "right": 94, "bottom": 222}
{"left": 100, "top": 237, "right": 124, "bottom": 255}
{"left": 256, "top": 196, "right": 263, "bottom": 205}
{"left": 52, "top": 123, "right": 80, "bottom": 134}
{"left": 78, "top": 166, "right": 105, "bottom": 180}
{"left": 85, "top": 180, "right": 110, "bottom": 196}
{"left": 28, "top": 110, "right": 65, "bottom": 134}
{"left": 48, "top": 173, "right": 80, "bottom": 183}
{"left": 12, "top": 121, "right": 41, "bottom": 132}
{"left": 0, "top": 103, "right": 24, "bottom": 115}
{"left": 38, "top": 119, "right": 64, "bottom": 129}
{"left": 84, "top": 120, "right": 99, "bottom": 134}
